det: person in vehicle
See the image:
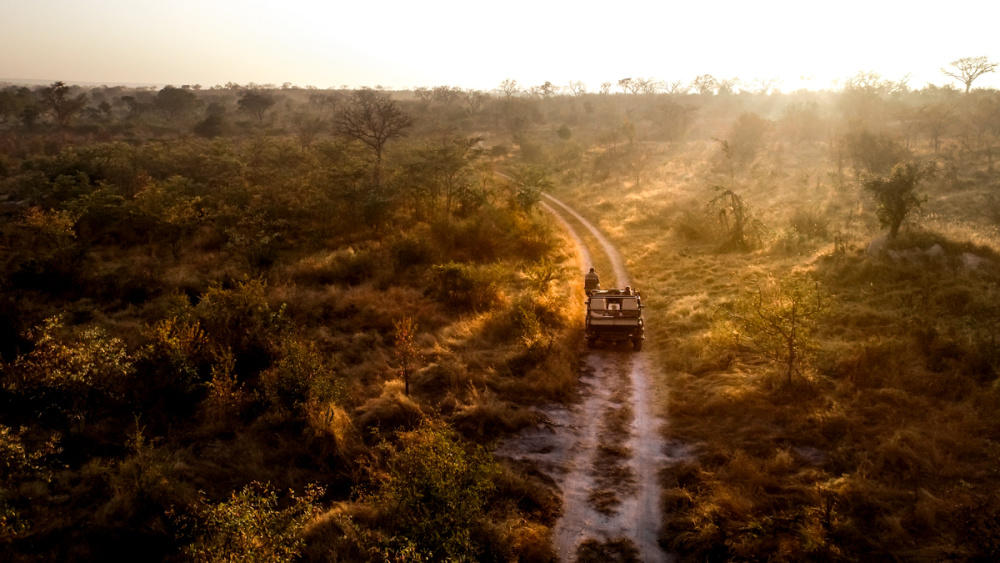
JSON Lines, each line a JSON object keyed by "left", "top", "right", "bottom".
{"left": 622, "top": 286, "right": 632, "bottom": 295}
{"left": 584, "top": 268, "right": 600, "bottom": 294}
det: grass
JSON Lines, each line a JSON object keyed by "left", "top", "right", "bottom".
{"left": 552, "top": 126, "right": 1000, "bottom": 560}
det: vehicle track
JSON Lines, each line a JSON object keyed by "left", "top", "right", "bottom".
{"left": 497, "top": 194, "right": 670, "bottom": 562}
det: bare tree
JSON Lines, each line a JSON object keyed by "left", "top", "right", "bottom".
{"left": 335, "top": 88, "right": 414, "bottom": 184}
{"left": 463, "top": 89, "right": 488, "bottom": 115}
{"left": 634, "top": 77, "right": 661, "bottom": 95}
{"left": 498, "top": 78, "right": 520, "bottom": 100}
{"left": 567, "top": 81, "right": 587, "bottom": 96}
{"left": 942, "top": 56, "right": 998, "bottom": 94}
{"left": 691, "top": 74, "right": 718, "bottom": 95}
{"left": 617, "top": 78, "right": 633, "bottom": 94}
{"left": 717, "top": 77, "right": 741, "bottom": 95}
{"left": 599, "top": 82, "right": 612, "bottom": 95}
{"left": 432, "top": 85, "right": 462, "bottom": 106}
{"left": 413, "top": 87, "right": 433, "bottom": 104}
{"left": 663, "top": 80, "right": 690, "bottom": 95}
{"left": 751, "top": 77, "right": 782, "bottom": 95}
{"left": 537, "top": 81, "right": 559, "bottom": 99}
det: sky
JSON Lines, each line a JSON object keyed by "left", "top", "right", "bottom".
{"left": 2, "top": 0, "right": 999, "bottom": 93}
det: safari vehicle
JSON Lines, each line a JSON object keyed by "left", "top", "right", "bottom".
{"left": 585, "top": 289, "right": 644, "bottom": 351}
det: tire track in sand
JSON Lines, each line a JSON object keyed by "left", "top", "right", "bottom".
{"left": 497, "top": 194, "right": 669, "bottom": 562}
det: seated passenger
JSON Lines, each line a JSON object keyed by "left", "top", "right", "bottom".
{"left": 584, "top": 268, "right": 600, "bottom": 294}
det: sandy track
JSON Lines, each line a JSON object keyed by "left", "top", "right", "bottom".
{"left": 497, "top": 195, "right": 670, "bottom": 562}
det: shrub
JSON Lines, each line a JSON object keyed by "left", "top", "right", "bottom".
{"left": 195, "top": 277, "right": 286, "bottom": 374}
{"left": 184, "top": 481, "right": 324, "bottom": 563}
{"left": 721, "top": 274, "right": 828, "bottom": 385}
{"left": 427, "top": 262, "right": 501, "bottom": 310}
{"left": 389, "top": 232, "right": 437, "bottom": 271}
{"left": 789, "top": 206, "right": 830, "bottom": 240}
{"left": 133, "top": 317, "right": 210, "bottom": 419}
{"left": 10, "top": 316, "right": 134, "bottom": 429}
{"left": 261, "top": 339, "right": 330, "bottom": 417}
{"left": 361, "top": 423, "right": 500, "bottom": 561}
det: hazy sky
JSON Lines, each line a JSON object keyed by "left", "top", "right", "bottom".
{"left": 2, "top": 0, "right": 998, "bottom": 92}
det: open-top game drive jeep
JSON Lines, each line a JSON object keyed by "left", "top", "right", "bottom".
{"left": 585, "top": 289, "right": 645, "bottom": 351}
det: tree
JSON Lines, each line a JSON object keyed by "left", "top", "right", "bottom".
{"left": 751, "top": 77, "right": 781, "bottom": 95}
{"left": 154, "top": 86, "right": 201, "bottom": 121}
{"left": 462, "top": 89, "right": 488, "bottom": 115}
{"left": 38, "top": 81, "right": 87, "bottom": 127}
{"left": 634, "top": 77, "right": 660, "bottom": 95}
{"left": 862, "top": 161, "right": 934, "bottom": 240}
{"left": 707, "top": 187, "right": 767, "bottom": 250}
{"left": 508, "top": 165, "right": 553, "bottom": 212}
{"left": 498, "top": 78, "right": 520, "bottom": 100}
{"left": 393, "top": 318, "right": 419, "bottom": 396}
{"left": 567, "top": 81, "right": 587, "bottom": 96}
{"left": 537, "top": 81, "right": 558, "bottom": 99}
{"left": 942, "top": 56, "right": 998, "bottom": 94}
{"left": 335, "top": 88, "right": 414, "bottom": 185}
{"left": 663, "top": 80, "right": 690, "bottom": 95}
{"left": 237, "top": 89, "right": 276, "bottom": 124}
{"left": 691, "top": 74, "right": 718, "bottom": 95}
{"left": 726, "top": 275, "right": 827, "bottom": 386}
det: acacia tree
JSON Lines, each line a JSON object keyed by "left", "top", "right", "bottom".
{"left": 154, "top": 86, "right": 200, "bottom": 121}
{"left": 237, "top": 89, "right": 276, "bottom": 124}
{"left": 727, "top": 275, "right": 827, "bottom": 386}
{"left": 942, "top": 56, "right": 998, "bottom": 94}
{"left": 862, "top": 161, "right": 934, "bottom": 240}
{"left": 38, "top": 81, "right": 87, "bottom": 127}
{"left": 335, "top": 88, "right": 414, "bottom": 185}
{"left": 498, "top": 78, "right": 520, "bottom": 100}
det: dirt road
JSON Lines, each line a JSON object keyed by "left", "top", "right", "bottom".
{"left": 497, "top": 194, "right": 674, "bottom": 562}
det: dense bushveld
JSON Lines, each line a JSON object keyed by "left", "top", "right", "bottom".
{"left": 0, "top": 82, "right": 582, "bottom": 561}
{"left": 2, "top": 73, "right": 1000, "bottom": 561}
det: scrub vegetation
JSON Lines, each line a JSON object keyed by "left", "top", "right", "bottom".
{"left": 2, "top": 64, "right": 1000, "bottom": 560}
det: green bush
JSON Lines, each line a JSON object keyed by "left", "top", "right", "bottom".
{"left": 195, "top": 277, "right": 286, "bottom": 374}
{"left": 362, "top": 423, "right": 500, "bottom": 561}
{"left": 184, "top": 481, "right": 324, "bottom": 563}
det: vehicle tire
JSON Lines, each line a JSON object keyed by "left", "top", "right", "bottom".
{"left": 633, "top": 338, "right": 642, "bottom": 352}
{"left": 587, "top": 338, "right": 596, "bottom": 349}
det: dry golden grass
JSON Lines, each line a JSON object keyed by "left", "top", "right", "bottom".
{"left": 554, "top": 133, "right": 1000, "bottom": 560}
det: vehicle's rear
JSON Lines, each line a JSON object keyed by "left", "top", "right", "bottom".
{"left": 585, "top": 293, "right": 644, "bottom": 350}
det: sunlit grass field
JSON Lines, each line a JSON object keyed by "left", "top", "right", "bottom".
{"left": 554, "top": 134, "right": 1000, "bottom": 560}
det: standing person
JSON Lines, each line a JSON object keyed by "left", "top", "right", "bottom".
{"left": 584, "top": 267, "right": 601, "bottom": 295}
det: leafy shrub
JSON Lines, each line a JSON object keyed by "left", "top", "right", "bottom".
{"left": 261, "top": 339, "right": 330, "bottom": 417}
{"left": 10, "top": 316, "right": 134, "bottom": 428}
{"left": 427, "top": 262, "right": 501, "bottom": 310}
{"left": 789, "top": 207, "right": 830, "bottom": 240}
{"left": 184, "top": 481, "right": 324, "bottom": 563}
{"left": 720, "top": 275, "right": 828, "bottom": 385}
{"left": 195, "top": 277, "right": 286, "bottom": 374}
{"left": 133, "top": 317, "right": 210, "bottom": 420}
{"left": 389, "top": 232, "right": 437, "bottom": 271}
{"left": 362, "top": 423, "right": 500, "bottom": 561}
